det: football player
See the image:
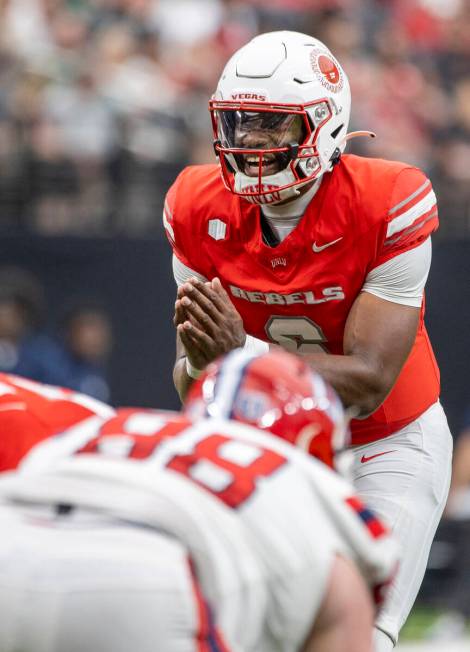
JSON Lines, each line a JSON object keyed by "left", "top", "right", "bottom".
{"left": 0, "top": 376, "right": 397, "bottom": 652}
{"left": 164, "top": 31, "right": 453, "bottom": 651}
{"left": 0, "top": 371, "right": 115, "bottom": 472}
{"left": 183, "top": 347, "right": 351, "bottom": 472}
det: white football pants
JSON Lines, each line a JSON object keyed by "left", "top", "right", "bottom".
{"left": 351, "top": 401, "right": 453, "bottom": 649}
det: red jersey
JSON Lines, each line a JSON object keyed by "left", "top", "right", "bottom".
{"left": 0, "top": 373, "right": 114, "bottom": 471}
{"left": 164, "top": 154, "right": 440, "bottom": 444}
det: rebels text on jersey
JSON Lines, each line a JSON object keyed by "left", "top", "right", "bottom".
{"left": 164, "top": 155, "right": 440, "bottom": 444}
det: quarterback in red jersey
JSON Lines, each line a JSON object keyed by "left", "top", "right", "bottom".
{"left": 0, "top": 372, "right": 114, "bottom": 472}
{"left": 164, "top": 31, "right": 453, "bottom": 651}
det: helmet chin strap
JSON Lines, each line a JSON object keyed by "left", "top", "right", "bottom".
{"left": 234, "top": 168, "right": 312, "bottom": 205}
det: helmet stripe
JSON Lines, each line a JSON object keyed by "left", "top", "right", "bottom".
{"left": 210, "top": 349, "right": 257, "bottom": 419}
{"left": 310, "top": 371, "right": 328, "bottom": 404}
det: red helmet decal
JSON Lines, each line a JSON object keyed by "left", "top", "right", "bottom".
{"left": 318, "top": 55, "right": 340, "bottom": 84}
{"left": 310, "top": 49, "right": 344, "bottom": 93}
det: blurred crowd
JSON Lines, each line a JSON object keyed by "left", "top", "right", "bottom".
{"left": 0, "top": 0, "right": 469, "bottom": 238}
{"left": 0, "top": 265, "right": 112, "bottom": 401}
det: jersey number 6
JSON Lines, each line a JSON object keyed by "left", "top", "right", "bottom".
{"left": 265, "top": 316, "right": 328, "bottom": 353}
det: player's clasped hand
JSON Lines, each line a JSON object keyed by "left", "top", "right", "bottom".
{"left": 174, "top": 276, "right": 246, "bottom": 368}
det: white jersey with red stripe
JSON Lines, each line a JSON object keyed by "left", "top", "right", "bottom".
{"left": 0, "top": 408, "right": 398, "bottom": 651}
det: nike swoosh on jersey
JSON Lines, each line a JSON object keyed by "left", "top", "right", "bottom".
{"left": 360, "top": 450, "right": 397, "bottom": 463}
{"left": 312, "top": 237, "right": 343, "bottom": 253}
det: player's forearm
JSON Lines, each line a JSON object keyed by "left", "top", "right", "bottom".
{"left": 303, "top": 352, "right": 392, "bottom": 418}
{"left": 312, "top": 292, "right": 419, "bottom": 417}
{"left": 173, "top": 357, "right": 195, "bottom": 403}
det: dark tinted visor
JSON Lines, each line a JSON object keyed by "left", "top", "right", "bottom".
{"left": 217, "top": 110, "right": 305, "bottom": 150}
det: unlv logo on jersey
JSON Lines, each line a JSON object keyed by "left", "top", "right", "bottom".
{"left": 208, "top": 219, "right": 227, "bottom": 241}
{"left": 271, "top": 257, "right": 287, "bottom": 269}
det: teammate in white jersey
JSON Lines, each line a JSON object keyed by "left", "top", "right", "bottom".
{"left": 0, "top": 359, "right": 397, "bottom": 652}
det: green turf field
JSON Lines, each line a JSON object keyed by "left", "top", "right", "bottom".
{"left": 396, "top": 607, "right": 470, "bottom": 650}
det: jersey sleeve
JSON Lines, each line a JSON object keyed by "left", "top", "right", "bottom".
{"left": 0, "top": 409, "right": 48, "bottom": 472}
{"left": 373, "top": 167, "right": 438, "bottom": 269}
{"left": 163, "top": 174, "right": 193, "bottom": 268}
{"left": 165, "top": 180, "right": 210, "bottom": 285}
{"left": 305, "top": 458, "right": 399, "bottom": 604}
{"left": 361, "top": 238, "right": 431, "bottom": 307}
{"left": 162, "top": 164, "right": 231, "bottom": 284}
{"left": 163, "top": 166, "right": 211, "bottom": 276}
{"left": 172, "top": 254, "right": 208, "bottom": 287}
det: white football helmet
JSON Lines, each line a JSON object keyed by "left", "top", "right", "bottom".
{"left": 210, "top": 31, "right": 352, "bottom": 205}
